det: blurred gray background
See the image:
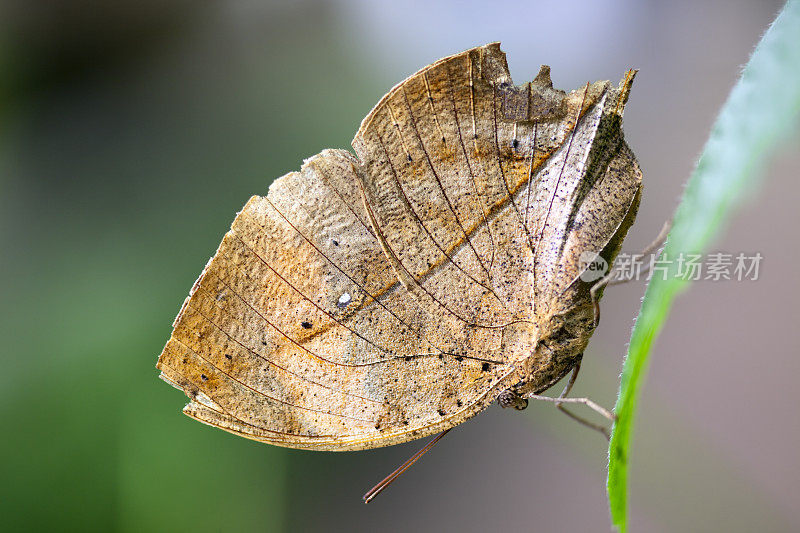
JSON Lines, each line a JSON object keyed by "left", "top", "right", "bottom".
{"left": 1, "top": 1, "right": 798, "bottom": 531}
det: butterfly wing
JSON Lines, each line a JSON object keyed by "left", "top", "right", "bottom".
{"left": 524, "top": 70, "right": 642, "bottom": 316}
{"left": 157, "top": 43, "right": 639, "bottom": 450}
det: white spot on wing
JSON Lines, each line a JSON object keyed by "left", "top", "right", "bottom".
{"left": 337, "top": 292, "right": 351, "bottom": 308}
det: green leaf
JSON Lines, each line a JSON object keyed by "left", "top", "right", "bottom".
{"left": 607, "top": 1, "right": 800, "bottom": 531}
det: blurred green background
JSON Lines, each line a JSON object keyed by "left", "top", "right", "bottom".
{"left": 2, "top": 1, "right": 798, "bottom": 532}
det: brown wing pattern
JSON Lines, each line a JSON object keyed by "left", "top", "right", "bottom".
{"left": 157, "top": 43, "right": 640, "bottom": 450}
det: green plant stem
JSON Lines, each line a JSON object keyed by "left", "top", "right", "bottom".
{"left": 607, "top": 1, "right": 800, "bottom": 531}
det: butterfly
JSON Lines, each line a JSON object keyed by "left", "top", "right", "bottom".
{"left": 156, "top": 42, "right": 641, "bottom": 495}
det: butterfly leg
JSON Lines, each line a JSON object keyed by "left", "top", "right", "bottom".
{"left": 591, "top": 218, "right": 672, "bottom": 326}
{"left": 526, "top": 362, "right": 616, "bottom": 440}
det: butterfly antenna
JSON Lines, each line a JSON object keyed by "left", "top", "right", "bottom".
{"left": 362, "top": 429, "right": 451, "bottom": 504}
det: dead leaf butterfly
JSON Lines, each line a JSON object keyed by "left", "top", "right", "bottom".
{"left": 156, "top": 42, "right": 642, "bottom": 501}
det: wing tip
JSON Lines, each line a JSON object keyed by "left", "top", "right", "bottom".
{"left": 353, "top": 42, "right": 511, "bottom": 148}
{"left": 612, "top": 69, "right": 638, "bottom": 116}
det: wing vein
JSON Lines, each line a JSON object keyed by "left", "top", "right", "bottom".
{"left": 399, "top": 85, "right": 502, "bottom": 302}
{"left": 491, "top": 84, "right": 537, "bottom": 259}
{"left": 232, "top": 217, "right": 402, "bottom": 359}
{"left": 306, "top": 159, "right": 377, "bottom": 240}
{"left": 446, "top": 60, "right": 498, "bottom": 273}
{"left": 173, "top": 338, "right": 376, "bottom": 422}
{"left": 372, "top": 129, "right": 499, "bottom": 328}
{"left": 534, "top": 84, "right": 591, "bottom": 280}
{"left": 263, "top": 196, "right": 438, "bottom": 343}
{"left": 185, "top": 291, "right": 383, "bottom": 403}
